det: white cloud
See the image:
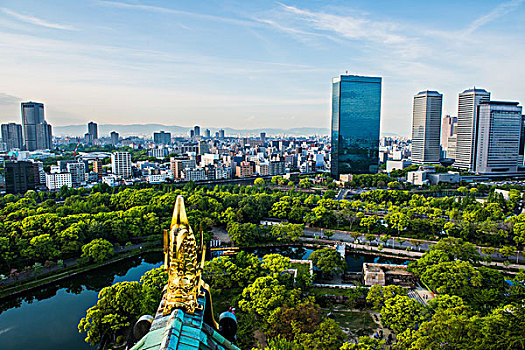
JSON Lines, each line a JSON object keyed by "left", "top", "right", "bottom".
{"left": 279, "top": 4, "right": 407, "bottom": 44}
{"left": 464, "top": 0, "right": 524, "bottom": 35}
{"left": 255, "top": 3, "right": 426, "bottom": 60}
{"left": 97, "top": 0, "right": 255, "bottom": 27}
{"left": 1, "top": 8, "right": 76, "bottom": 30}
{"left": 0, "top": 92, "right": 21, "bottom": 106}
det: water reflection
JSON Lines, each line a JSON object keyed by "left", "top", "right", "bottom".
{"left": 246, "top": 246, "right": 311, "bottom": 260}
{"left": 345, "top": 252, "right": 409, "bottom": 273}
{"left": 245, "top": 246, "right": 410, "bottom": 272}
{"left": 0, "top": 252, "right": 163, "bottom": 350}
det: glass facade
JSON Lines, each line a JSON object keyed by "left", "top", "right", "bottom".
{"left": 21, "top": 102, "right": 47, "bottom": 151}
{"left": 331, "top": 75, "right": 382, "bottom": 177}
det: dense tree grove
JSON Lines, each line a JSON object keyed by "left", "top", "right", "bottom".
{"left": 365, "top": 238, "right": 525, "bottom": 349}
{"left": 3, "top": 176, "right": 525, "bottom": 348}
{"left": 80, "top": 238, "right": 114, "bottom": 264}
{"left": 2, "top": 181, "right": 525, "bottom": 274}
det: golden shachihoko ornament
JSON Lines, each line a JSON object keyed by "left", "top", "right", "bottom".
{"left": 162, "top": 195, "right": 207, "bottom": 315}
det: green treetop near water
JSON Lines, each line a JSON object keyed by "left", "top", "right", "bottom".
{"left": 308, "top": 247, "right": 346, "bottom": 278}
{"left": 80, "top": 238, "right": 114, "bottom": 264}
{"left": 78, "top": 266, "right": 168, "bottom": 345}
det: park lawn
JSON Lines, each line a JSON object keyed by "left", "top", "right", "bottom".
{"left": 327, "top": 309, "right": 378, "bottom": 337}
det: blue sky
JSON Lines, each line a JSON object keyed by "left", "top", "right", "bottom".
{"left": 0, "top": 0, "right": 524, "bottom": 136}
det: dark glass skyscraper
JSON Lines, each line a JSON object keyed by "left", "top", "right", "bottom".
{"left": 1, "top": 123, "right": 23, "bottom": 150}
{"left": 21, "top": 101, "right": 52, "bottom": 151}
{"left": 88, "top": 121, "right": 98, "bottom": 140}
{"left": 331, "top": 75, "right": 382, "bottom": 178}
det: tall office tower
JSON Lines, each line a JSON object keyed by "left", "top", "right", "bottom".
{"left": 1, "top": 123, "right": 24, "bottom": 150}
{"left": 441, "top": 115, "right": 457, "bottom": 156}
{"left": 215, "top": 131, "right": 219, "bottom": 139}
{"left": 454, "top": 88, "right": 491, "bottom": 170}
{"left": 330, "top": 74, "right": 382, "bottom": 178}
{"left": 519, "top": 115, "right": 525, "bottom": 165}
{"left": 36, "top": 123, "right": 52, "bottom": 150}
{"left": 411, "top": 91, "right": 443, "bottom": 164}
{"left": 194, "top": 126, "right": 200, "bottom": 138}
{"left": 475, "top": 101, "right": 523, "bottom": 173}
{"left": 447, "top": 134, "right": 458, "bottom": 160}
{"left": 110, "top": 131, "right": 119, "bottom": 146}
{"left": 153, "top": 131, "right": 171, "bottom": 145}
{"left": 21, "top": 102, "right": 53, "bottom": 150}
{"left": 190, "top": 129, "right": 195, "bottom": 139}
{"left": 111, "top": 152, "right": 132, "bottom": 178}
{"left": 5, "top": 161, "right": 39, "bottom": 194}
{"left": 87, "top": 122, "right": 98, "bottom": 141}
{"left": 260, "top": 132, "right": 266, "bottom": 145}
{"left": 219, "top": 129, "right": 225, "bottom": 139}
{"left": 205, "top": 129, "right": 211, "bottom": 138}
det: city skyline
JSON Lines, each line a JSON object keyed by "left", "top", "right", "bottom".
{"left": 1, "top": 1, "right": 525, "bottom": 135}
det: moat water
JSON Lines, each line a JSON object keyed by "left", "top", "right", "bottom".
{"left": 0, "top": 248, "right": 408, "bottom": 349}
{"left": 0, "top": 253, "right": 164, "bottom": 350}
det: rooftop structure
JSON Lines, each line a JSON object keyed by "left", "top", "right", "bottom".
{"left": 363, "top": 263, "right": 414, "bottom": 287}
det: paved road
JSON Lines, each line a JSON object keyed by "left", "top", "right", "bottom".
{"left": 304, "top": 229, "right": 432, "bottom": 252}
{"left": 336, "top": 189, "right": 349, "bottom": 200}
{"left": 0, "top": 242, "right": 146, "bottom": 287}
{"left": 303, "top": 228, "right": 525, "bottom": 265}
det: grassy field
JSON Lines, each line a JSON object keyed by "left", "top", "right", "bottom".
{"left": 311, "top": 286, "right": 350, "bottom": 296}
{"left": 328, "top": 309, "right": 379, "bottom": 338}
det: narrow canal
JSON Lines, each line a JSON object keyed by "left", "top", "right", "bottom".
{"left": 245, "top": 246, "right": 409, "bottom": 272}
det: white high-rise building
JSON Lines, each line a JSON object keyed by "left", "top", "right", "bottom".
{"left": 46, "top": 172, "right": 72, "bottom": 190}
{"left": 411, "top": 91, "right": 443, "bottom": 164}
{"left": 475, "top": 101, "right": 523, "bottom": 174}
{"left": 111, "top": 152, "right": 132, "bottom": 178}
{"left": 454, "top": 88, "right": 491, "bottom": 170}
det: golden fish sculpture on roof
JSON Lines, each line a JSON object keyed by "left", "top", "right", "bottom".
{"left": 162, "top": 195, "right": 207, "bottom": 315}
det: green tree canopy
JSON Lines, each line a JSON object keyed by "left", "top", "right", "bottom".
{"left": 238, "top": 275, "right": 306, "bottom": 322}
{"left": 81, "top": 238, "right": 114, "bottom": 264}
{"left": 380, "top": 295, "right": 426, "bottom": 334}
{"left": 308, "top": 247, "right": 346, "bottom": 277}
{"left": 78, "top": 281, "right": 144, "bottom": 345}
{"left": 366, "top": 284, "right": 407, "bottom": 311}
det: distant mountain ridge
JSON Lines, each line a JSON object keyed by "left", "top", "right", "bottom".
{"left": 53, "top": 124, "right": 330, "bottom": 137}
